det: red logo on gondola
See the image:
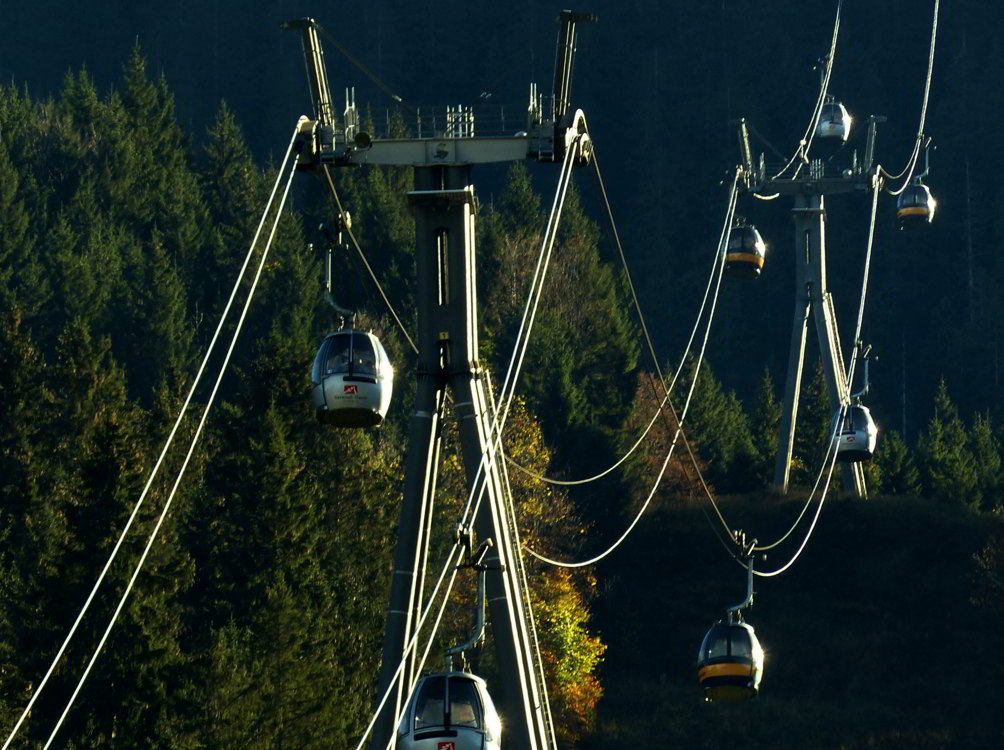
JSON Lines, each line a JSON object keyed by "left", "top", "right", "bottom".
{"left": 846, "top": 436, "right": 856, "bottom": 442}
{"left": 438, "top": 743, "right": 455, "bottom": 750}
{"left": 344, "top": 384, "right": 359, "bottom": 394}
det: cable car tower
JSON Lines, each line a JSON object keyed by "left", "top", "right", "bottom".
{"left": 284, "top": 13, "right": 596, "bottom": 750}
{"left": 736, "top": 111, "right": 885, "bottom": 499}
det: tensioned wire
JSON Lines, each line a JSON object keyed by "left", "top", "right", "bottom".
{"left": 746, "top": 174, "right": 879, "bottom": 550}
{"left": 503, "top": 143, "right": 734, "bottom": 489}
{"left": 789, "top": 0, "right": 842, "bottom": 181}
{"left": 480, "top": 371, "right": 555, "bottom": 738}
{"left": 42, "top": 139, "right": 302, "bottom": 749}
{"left": 353, "top": 135, "right": 584, "bottom": 750}
{"left": 585, "top": 140, "right": 742, "bottom": 549}
{"left": 772, "top": 0, "right": 842, "bottom": 180}
{"left": 880, "top": 0, "right": 940, "bottom": 194}
{"left": 524, "top": 176, "right": 739, "bottom": 568}
{"left": 384, "top": 565, "right": 462, "bottom": 750}
{"left": 754, "top": 409, "right": 843, "bottom": 578}
{"left": 351, "top": 546, "right": 462, "bottom": 750}
{"left": 456, "top": 134, "right": 583, "bottom": 531}
{"left": 0, "top": 126, "right": 301, "bottom": 750}
{"left": 498, "top": 116, "right": 740, "bottom": 553}
{"left": 323, "top": 165, "right": 419, "bottom": 354}
{"left": 845, "top": 173, "right": 881, "bottom": 394}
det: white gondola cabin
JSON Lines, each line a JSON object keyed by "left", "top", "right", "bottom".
{"left": 724, "top": 222, "right": 766, "bottom": 279}
{"left": 397, "top": 672, "right": 502, "bottom": 750}
{"left": 814, "top": 96, "right": 852, "bottom": 159}
{"left": 311, "top": 330, "right": 393, "bottom": 427}
{"left": 834, "top": 404, "right": 878, "bottom": 462}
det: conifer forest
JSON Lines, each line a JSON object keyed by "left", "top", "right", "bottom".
{"left": 1, "top": 1, "right": 1003, "bottom": 748}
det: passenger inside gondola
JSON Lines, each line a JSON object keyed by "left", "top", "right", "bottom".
{"left": 449, "top": 679, "right": 482, "bottom": 728}
{"left": 415, "top": 677, "right": 445, "bottom": 728}
{"left": 353, "top": 333, "right": 377, "bottom": 375}
{"left": 325, "top": 336, "right": 350, "bottom": 373}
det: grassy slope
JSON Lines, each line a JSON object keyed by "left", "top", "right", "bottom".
{"left": 581, "top": 493, "right": 1004, "bottom": 750}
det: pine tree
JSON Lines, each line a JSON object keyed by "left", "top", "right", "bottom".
{"left": 969, "top": 412, "right": 1001, "bottom": 511}
{"left": 916, "top": 379, "right": 979, "bottom": 507}
{"left": 750, "top": 366, "right": 780, "bottom": 488}
{"left": 792, "top": 359, "right": 833, "bottom": 488}
{"left": 875, "top": 429, "right": 921, "bottom": 496}
{"left": 0, "top": 319, "right": 196, "bottom": 746}
{"left": 677, "top": 357, "right": 757, "bottom": 492}
{"left": 197, "top": 102, "right": 263, "bottom": 328}
{"left": 118, "top": 229, "right": 195, "bottom": 402}
{"left": 0, "top": 306, "right": 54, "bottom": 728}
{"left": 0, "top": 141, "right": 32, "bottom": 303}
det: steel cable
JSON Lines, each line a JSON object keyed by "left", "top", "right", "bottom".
{"left": 323, "top": 166, "right": 419, "bottom": 354}
{"left": 352, "top": 545, "right": 462, "bottom": 750}
{"left": 0, "top": 127, "right": 301, "bottom": 750}
{"left": 754, "top": 422, "right": 842, "bottom": 577}
{"left": 880, "top": 0, "right": 940, "bottom": 193}
{"left": 458, "top": 135, "right": 582, "bottom": 530}
{"left": 503, "top": 132, "right": 733, "bottom": 489}
{"left": 43, "top": 141, "right": 301, "bottom": 749}
{"left": 361, "top": 140, "right": 581, "bottom": 750}
{"left": 752, "top": 176, "right": 879, "bottom": 555}
{"left": 772, "top": 0, "right": 842, "bottom": 180}
{"left": 524, "top": 180, "right": 739, "bottom": 568}
{"left": 789, "top": 0, "right": 842, "bottom": 181}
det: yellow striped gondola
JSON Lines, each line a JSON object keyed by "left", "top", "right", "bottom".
{"left": 724, "top": 223, "right": 767, "bottom": 279}
{"left": 697, "top": 620, "right": 764, "bottom": 701}
{"left": 896, "top": 180, "right": 936, "bottom": 229}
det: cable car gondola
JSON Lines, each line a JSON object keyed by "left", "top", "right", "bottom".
{"left": 399, "top": 534, "right": 500, "bottom": 750}
{"left": 697, "top": 618, "right": 764, "bottom": 702}
{"left": 834, "top": 403, "right": 877, "bottom": 462}
{"left": 698, "top": 541, "right": 764, "bottom": 701}
{"left": 397, "top": 671, "right": 502, "bottom": 750}
{"left": 896, "top": 179, "right": 936, "bottom": 229}
{"left": 814, "top": 96, "right": 852, "bottom": 159}
{"left": 816, "top": 97, "right": 851, "bottom": 144}
{"left": 724, "top": 220, "right": 766, "bottom": 279}
{"left": 311, "top": 329, "right": 394, "bottom": 427}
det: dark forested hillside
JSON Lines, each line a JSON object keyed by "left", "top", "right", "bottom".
{"left": 2, "top": 2, "right": 1004, "bottom": 748}
{"left": 587, "top": 494, "right": 1004, "bottom": 750}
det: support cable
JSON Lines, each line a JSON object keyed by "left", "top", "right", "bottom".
{"left": 352, "top": 546, "right": 462, "bottom": 750}
{"left": 879, "top": 0, "right": 939, "bottom": 193}
{"left": 504, "top": 388, "right": 666, "bottom": 486}
{"left": 458, "top": 134, "right": 581, "bottom": 529}
{"left": 323, "top": 165, "right": 419, "bottom": 354}
{"left": 42, "top": 146, "right": 302, "bottom": 750}
{"left": 524, "top": 182, "right": 739, "bottom": 568}
{"left": 751, "top": 177, "right": 878, "bottom": 555}
{"left": 364, "top": 138, "right": 579, "bottom": 750}
{"left": 586, "top": 154, "right": 743, "bottom": 549}
{"left": 754, "top": 423, "right": 842, "bottom": 577}
{"left": 845, "top": 173, "right": 881, "bottom": 391}
{"left": 360, "top": 140, "right": 577, "bottom": 750}
{"left": 772, "top": 0, "right": 842, "bottom": 180}
{"left": 752, "top": 406, "right": 845, "bottom": 553}
{"left": 0, "top": 127, "right": 301, "bottom": 750}
{"left": 503, "top": 137, "right": 732, "bottom": 488}
{"left": 385, "top": 566, "right": 462, "bottom": 750}
{"left": 789, "top": 0, "right": 842, "bottom": 181}
{"left": 313, "top": 22, "right": 410, "bottom": 108}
